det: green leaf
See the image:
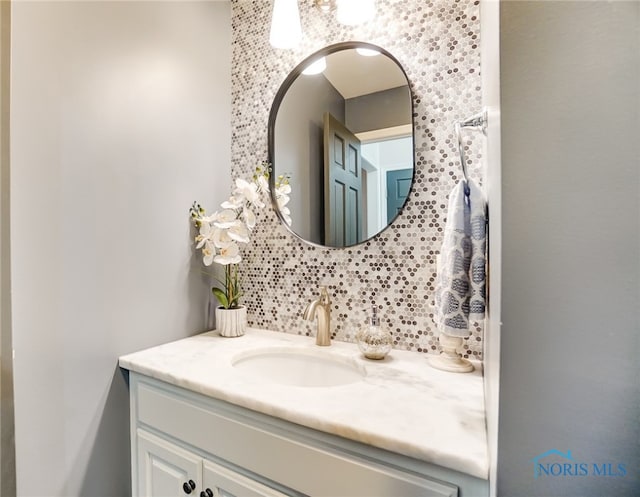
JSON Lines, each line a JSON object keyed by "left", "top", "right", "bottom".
{"left": 212, "top": 288, "right": 229, "bottom": 309}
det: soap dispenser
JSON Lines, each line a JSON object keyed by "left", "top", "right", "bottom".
{"left": 356, "top": 305, "right": 392, "bottom": 360}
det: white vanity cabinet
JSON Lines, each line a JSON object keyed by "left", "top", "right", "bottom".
{"left": 137, "top": 429, "right": 290, "bottom": 497}
{"left": 137, "top": 429, "right": 201, "bottom": 496}
{"left": 128, "top": 372, "right": 487, "bottom": 497}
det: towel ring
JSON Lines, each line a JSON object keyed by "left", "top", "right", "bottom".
{"left": 455, "top": 109, "right": 487, "bottom": 182}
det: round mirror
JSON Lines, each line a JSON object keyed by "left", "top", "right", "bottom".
{"left": 268, "top": 42, "right": 415, "bottom": 248}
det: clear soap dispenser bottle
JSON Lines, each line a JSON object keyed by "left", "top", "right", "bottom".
{"left": 356, "top": 305, "right": 392, "bottom": 360}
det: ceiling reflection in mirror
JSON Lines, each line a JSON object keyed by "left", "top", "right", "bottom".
{"left": 268, "top": 42, "right": 415, "bottom": 248}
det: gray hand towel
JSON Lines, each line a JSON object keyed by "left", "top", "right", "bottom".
{"left": 433, "top": 179, "right": 487, "bottom": 337}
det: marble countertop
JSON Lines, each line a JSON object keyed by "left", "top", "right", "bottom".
{"left": 119, "top": 327, "right": 488, "bottom": 480}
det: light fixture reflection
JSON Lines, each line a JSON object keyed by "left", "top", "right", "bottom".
{"left": 302, "top": 57, "right": 327, "bottom": 75}
{"left": 356, "top": 48, "right": 380, "bottom": 57}
{"left": 315, "top": 0, "right": 333, "bottom": 13}
{"left": 336, "top": 0, "right": 376, "bottom": 26}
{"left": 269, "top": 0, "right": 302, "bottom": 49}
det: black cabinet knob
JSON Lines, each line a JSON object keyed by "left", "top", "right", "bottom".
{"left": 183, "top": 480, "right": 196, "bottom": 494}
{"left": 199, "top": 489, "right": 213, "bottom": 497}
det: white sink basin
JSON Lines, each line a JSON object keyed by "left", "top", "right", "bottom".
{"left": 231, "top": 346, "right": 366, "bottom": 387}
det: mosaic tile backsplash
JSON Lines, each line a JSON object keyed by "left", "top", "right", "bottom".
{"left": 230, "top": 0, "right": 483, "bottom": 358}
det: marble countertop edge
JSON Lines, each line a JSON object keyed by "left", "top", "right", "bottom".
{"left": 119, "top": 327, "right": 489, "bottom": 480}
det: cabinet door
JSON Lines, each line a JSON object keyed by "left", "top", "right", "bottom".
{"left": 137, "top": 429, "right": 203, "bottom": 497}
{"left": 202, "top": 459, "right": 293, "bottom": 497}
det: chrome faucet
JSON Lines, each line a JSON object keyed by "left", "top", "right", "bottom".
{"left": 303, "top": 286, "right": 332, "bottom": 346}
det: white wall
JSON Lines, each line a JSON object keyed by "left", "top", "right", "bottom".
{"left": 361, "top": 136, "right": 413, "bottom": 237}
{"left": 479, "top": 0, "right": 501, "bottom": 495}
{"left": 498, "top": 2, "right": 639, "bottom": 496}
{"left": 10, "top": 2, "right": 231, "bottom": 495}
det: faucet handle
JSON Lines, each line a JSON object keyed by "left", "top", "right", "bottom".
{"left": 319, "top": 286, "right": 330, "bottom": 304}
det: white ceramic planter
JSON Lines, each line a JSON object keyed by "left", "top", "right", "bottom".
{"left": 215, "top": 306, "right": 247, "bottom": 338}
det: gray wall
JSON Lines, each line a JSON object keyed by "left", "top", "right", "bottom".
{"left": 10, "top": 1, "right": 231, "bottom": 495}
{"left": 275, "top": 74, "right": 343, "bottom": 244}
{"left": 345, "top": 85, "right": 411, "bottom": 134}
{"left": 0, "top": 2, "right": 14, "bottom": 495}
{"left": 498, "top": 2, "right": 639, "bottom": 496}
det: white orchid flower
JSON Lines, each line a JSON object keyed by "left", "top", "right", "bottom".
{"left": 257, "top": 174, "right": 269, "bottom": 193}
{"left": 195, "top": 233, "right": 207, "bottom": 249}
{"left": 277, "top": 183, "right": 291, "bottom": 195}
{"left": 228, "top": 221, "right": 250, "bottom": 244}
{"left": 221, "top": 196, "right": 243, "bottom": 209}
{"left": 190, "top": 165, "right": 285, "bottom": 309}
{"left": 276, "top": 193, "right": 290, "bottom": 210}
{"left": 212, "top": 226, "right": 233, "bottom": 248}
{"left": 280, "top": 206, "right": 292, "bottom": 226}
{"left": 275, "top": 183, "right": 291, "bottom": 210}
{"left": 213, "top": 209, "right": 238, "bottom": 229}
{"left": 234, "top": 178, "right": 265, "bottom": 209}
{"left": 195, "top": 221, "right": 214, "bottom": 249}
{"left": 202, "top": 240, "right": 215, "bottom": 266}
{"left": 214, "top": 242, "right": 242, "bottom": 265}
{"left": 242, "top": 207, "right": 256, "bottom": 229}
